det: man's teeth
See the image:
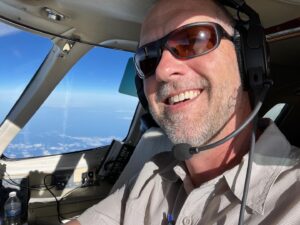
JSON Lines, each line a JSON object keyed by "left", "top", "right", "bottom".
{"left": 168, "top": 90, "right": 200, "bottom": 105}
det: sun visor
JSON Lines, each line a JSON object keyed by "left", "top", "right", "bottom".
{"left": 119, "top": 57, "right": 138, "bottom": 97}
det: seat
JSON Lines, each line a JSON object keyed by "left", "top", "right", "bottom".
{"left": 110, "top": 127, "right": 173, "bottom": 192}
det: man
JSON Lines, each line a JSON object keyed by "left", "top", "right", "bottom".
{"left": 68, "top": 0, "right": 300, "bottom": 224}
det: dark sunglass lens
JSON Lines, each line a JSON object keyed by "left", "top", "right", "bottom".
{"left": 168, "top": 25, "right": 217, "bottom": 58}
{"left": 135, "top": 46, "right": 160, "bottom": 78}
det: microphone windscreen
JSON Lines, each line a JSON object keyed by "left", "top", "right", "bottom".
{"left": 172, "top": 143, "right": 193, "bottom": 161}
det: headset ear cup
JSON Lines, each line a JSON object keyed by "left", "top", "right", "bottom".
{"left": 135, "top": 75, "right": 149, "bottom": 111}
{"left": 233, "top": 30, "right": 248, "bottom": 90}
{"left": 233, "top": 25, "right": 270, "bottom": 90}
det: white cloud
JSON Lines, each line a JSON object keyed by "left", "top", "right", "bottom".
{"left": 60, "top": 134, "right": 119, "bottom": 147}
{"left": 0, "top": 23, "right": 20, "bottom": 37}
{"left": 6, "top": 135, "right": 119, "bottom": 158}
{"left": 7, "top": 153, "right": 16, "bottom": 158}
{"left": 49, "top": 146, "right": 65, "bottom": 151}
{"left": 42, "top": 149, "right": 51, "bottom": 155}
{"left": 33, "top": 143, "right": 43, "bottom": 148}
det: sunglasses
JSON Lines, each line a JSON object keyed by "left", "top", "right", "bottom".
{"left": 134, "top": 22, "right": 234, "bottom": 79}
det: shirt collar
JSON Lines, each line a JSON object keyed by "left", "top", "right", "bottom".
{"left": 224, "top": 121, "right": 296, "bottom": 215}
{"left": 158, "top": 156, "right": 196, "bottom": 194}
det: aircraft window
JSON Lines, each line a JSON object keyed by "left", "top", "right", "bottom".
{"left": 263, "top": 103, "right": 287, "bottom": 121}
{"left": 4, "top": 46, "right": 137, "bottom": 158}
{"left": 0, "top": 21, "right": 52, "bottom": 123}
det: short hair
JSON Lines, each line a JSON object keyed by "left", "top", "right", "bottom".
{"left": 211, "top": 0, "right": 235, "bottom": 32}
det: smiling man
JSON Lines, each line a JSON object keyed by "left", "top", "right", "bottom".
{"left": 138, "top": 0, "right": 252, "bottom": 187}
{"left": 68, "top": 0, "right": 300, "bottom": 224}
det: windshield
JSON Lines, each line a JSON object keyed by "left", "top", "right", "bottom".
{"left": 0, "top": 21, "right": 52, "bottom": 123}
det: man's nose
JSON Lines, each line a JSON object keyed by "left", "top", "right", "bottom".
{"left": 154, "top": 49, "right": 187, "bottom": 82}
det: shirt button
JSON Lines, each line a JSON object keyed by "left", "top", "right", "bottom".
{"left": 182, "top": 216, "right": 192, "bottom": 225}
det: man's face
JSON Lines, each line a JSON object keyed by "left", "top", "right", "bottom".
{"left": 140, "top": 0, "right": 245, "bottom": 147}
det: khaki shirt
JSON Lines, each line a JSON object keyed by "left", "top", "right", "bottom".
{"left": 78, "top": 122, "right": 300, "bottom": 225}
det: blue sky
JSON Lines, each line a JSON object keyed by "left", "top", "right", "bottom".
{"left": 0, "top": 21, "right": 138, "bottom": 158}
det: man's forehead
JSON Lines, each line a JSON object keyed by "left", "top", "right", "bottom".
{"left": 143, "top": 0, "right": 221, "bottom": 27}
{"left": 140, "top": 0, "right": 230, "bottom": 45}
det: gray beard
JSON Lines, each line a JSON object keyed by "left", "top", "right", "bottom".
{"left": 149, "top": 85, "right": 239, "bottom": 147}
{"left": 150, "top": 104, "right": 228, "bottom": 146}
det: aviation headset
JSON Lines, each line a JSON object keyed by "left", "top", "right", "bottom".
{"left": 135, "top": 0, "right": 271, "bottom": 111}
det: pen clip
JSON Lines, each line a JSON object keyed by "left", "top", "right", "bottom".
{"left": 167, "top": 213, "right": 175, "bottom": 225}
